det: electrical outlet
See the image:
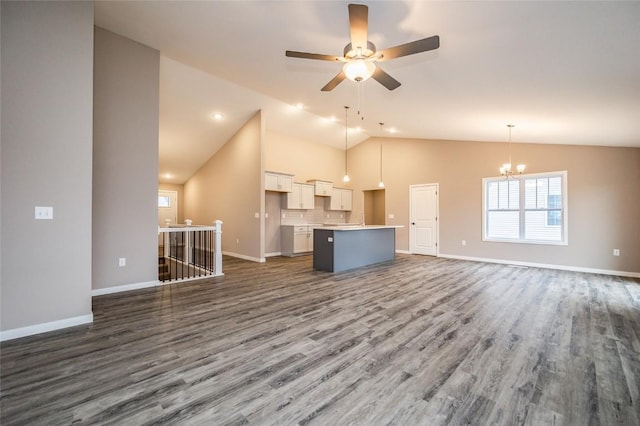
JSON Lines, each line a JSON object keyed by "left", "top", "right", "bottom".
{"left": 236, "top": 238, "right": 240, "bottom": 244}
{"left": 613, "top": 249, "right": 620, "bottom": 256}
{"left": 118, "top": 258, "right": 126, "bottom": 267}
{"left": 461, "top": 240, "right": 466, "bottom": 246}
{"left": 254, "top": 212, "right": 259, "bottom": 218}
{"left": 388, "top": 213, "right": 395, "bottom": 219}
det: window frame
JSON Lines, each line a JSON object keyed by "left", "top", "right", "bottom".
{"left": 158, "top": 195, "right": 171, "bottom": 208}
{"left": 482, "top": 170, "right": 568, "bottom": 246}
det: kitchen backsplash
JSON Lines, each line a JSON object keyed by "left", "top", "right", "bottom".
{"left": 281, "top": 196, "right": 351, "bottom": 225}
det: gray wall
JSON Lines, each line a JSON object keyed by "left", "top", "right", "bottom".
{"left": 1, "top": 2, "right": 94, "bottom": 332}
{"left": 349, "top": 137, "right": 640, "bottom": 274}
{"left": 92, "top": 27, "right": 159, "bottom": 290}
{"left": 184, "top": 111, "right": 264, "bottom": 261}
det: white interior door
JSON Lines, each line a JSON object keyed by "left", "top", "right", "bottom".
{"left": 158, "top": 190, "right": 177, "bottom": 227}
{"left": 410, "top": 184, "right": 438, "bottom": 256}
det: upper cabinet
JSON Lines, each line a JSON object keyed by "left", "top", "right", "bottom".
{"left": 284, "top": 183, "right": 315, "bottom": 210}
{"left": 307, "top": 179, "right": 333, "bottom": 197}
{"left": 265, "top": 171, "right": 293, "bottom": 193}
{"left": 329, "top": 188, "right": 353, "bottom": 211}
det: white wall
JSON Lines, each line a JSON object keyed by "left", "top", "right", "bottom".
{"left": 1, "top": 2, "right": 94, "bottom": 337}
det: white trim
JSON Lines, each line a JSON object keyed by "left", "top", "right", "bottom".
{"left": 0, "top": 313, "right": 94, "bottom": 342}
{"left": 223, "top": 251, "right": 265, "bottom": 263}
{"left": 265, "top": 252, "right": 282, "bottom": 257}
{"left": 482, "top": 170, "right": 568, "bottom": 245}
{"left": 92, "top": 280, "right": 158, "bottom": 296}
{"left": 409, "top": 183, "right": 439, "bottom": 256}
{"left": 396, "top": 249, "right": 411, "bottom": 254}
{"left": 438, "top": 253, "right": 640, "bottom": 278}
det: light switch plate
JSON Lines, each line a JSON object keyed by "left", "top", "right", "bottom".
{"left": 35, "top": 206, "right": 53, "bottom": 220}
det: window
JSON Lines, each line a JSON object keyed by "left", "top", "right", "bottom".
{"left": 483, "top": 171, "right": 567, "bottom": 245}
{"left": 158, "top": 196, "right": 171, "bottom": 208}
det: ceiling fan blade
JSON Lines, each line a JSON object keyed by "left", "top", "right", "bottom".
{"left": 378, "top": 35, "right": 440, "bottom": 61}
{"left": 285, "top": 50, "right": 341, "bottom": 62}
{"left": 321, "top": 71, "right": 347, "bottom": 91}
{"left": 348, "top": 4, "right": 368, "bottom": 51}
{"left": 372, "top": 66, "right": 401, "bottom": 91}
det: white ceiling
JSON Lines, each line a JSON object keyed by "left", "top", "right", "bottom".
{"left": 94, "top": 1, "right": 640, "bottom": 184}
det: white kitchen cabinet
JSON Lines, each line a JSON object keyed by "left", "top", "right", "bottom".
{"left": 307, "top": 179, "right": 333, "bottom": 196}
{"left": 265, "top": 171, "right": 293, "bottom": 192}
{"left": 328, "top": 188, "right": 353, "bottom": 211}
{"left": 284, "top": 183, "right": 315, "bottom": 210}
{"left": 281, "top": 225, "right": 314, "bottom": 256}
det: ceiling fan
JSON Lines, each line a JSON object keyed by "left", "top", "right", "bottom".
{"left": 285, "top": 3, "right": 440, "bottom": 91}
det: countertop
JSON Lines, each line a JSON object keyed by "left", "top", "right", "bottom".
{"left": 319, "top": 225, "right": 404, "bottom": 231}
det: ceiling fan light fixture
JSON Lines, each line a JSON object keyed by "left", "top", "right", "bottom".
{"left": 343, "top": 60, "right": 375, "bottom": 82}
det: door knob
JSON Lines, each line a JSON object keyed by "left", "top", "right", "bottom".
{"left": 411, "top": 222, "right": 416, "bottom": 225}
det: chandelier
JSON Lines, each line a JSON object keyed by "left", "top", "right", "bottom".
{"left": 499, "top": 124, "right": 525, "bottom": 177}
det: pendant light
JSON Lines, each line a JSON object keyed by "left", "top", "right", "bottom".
{"left": 499, "top": 124, "right": 526, "bottom": 178}
{"left": 378, "top": 122, "right": 385, "bottom": 188}
{"left": 343, "top": 106, "right": 350, "bottom": 183}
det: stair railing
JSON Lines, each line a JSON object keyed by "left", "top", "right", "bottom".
{"left": 158, "top": 220, "right": 223, "bottom": 283}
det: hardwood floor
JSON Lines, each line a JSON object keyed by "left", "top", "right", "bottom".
{"left": 1, "top": 255, "right": 639, "bottom": 425}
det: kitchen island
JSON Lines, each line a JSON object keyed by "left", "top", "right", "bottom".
{"left": 313, "top": 225, "right": 401, "bottom": 272}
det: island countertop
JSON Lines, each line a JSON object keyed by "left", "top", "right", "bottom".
{"left": 320, "top": 225, "right": 403, "bottom": 231}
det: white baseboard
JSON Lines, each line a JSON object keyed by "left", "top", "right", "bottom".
{"left": 395, "top": 249, "right": 411, "bottom": 254}
{"left": 92, "top": 280, "right": 159, "bottom": 296}
{"left": 0, "top": 313, "right": 94, "bottom": 342}
{"left": 438, "top": 253, "right": 640, "bottom": 278}
{"left": 223, "top": 251, "right": 265, "bottom": 263}
{"left": 265, "top": 252, "right": 282, "bottom": 257}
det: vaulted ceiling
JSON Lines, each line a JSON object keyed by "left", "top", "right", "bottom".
{"left": 94, "top": 1, "right": 640, "bottom": 184}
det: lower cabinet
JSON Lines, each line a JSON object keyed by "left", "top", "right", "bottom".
{"left": 281, "top": 225, "right": 314, "bottom": 256}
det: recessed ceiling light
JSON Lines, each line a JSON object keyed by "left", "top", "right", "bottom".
{"left": 295, "top": 103, "right": 304, "bottom": 110}
{"left": 163, "top": 173, "right": 173, "bottom": 179}
{"left": 388, "top": 127, "right": 398, "bottom": 134}
{"left": 211, "top": 112, "right": 224, "bottom": 120}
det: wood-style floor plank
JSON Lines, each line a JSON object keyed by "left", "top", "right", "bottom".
{"left": 1, "top": 254, "right": 639, "bottom": 425}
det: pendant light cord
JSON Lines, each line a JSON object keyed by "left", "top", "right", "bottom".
{"left": 344, "top": 106, "right": 349, "bottom": 178}
{"left": 379, "top": 122, "right": 384, "bottom": 183}
{"left": 508, "top": 124, "right": 513, "bottom": 165}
